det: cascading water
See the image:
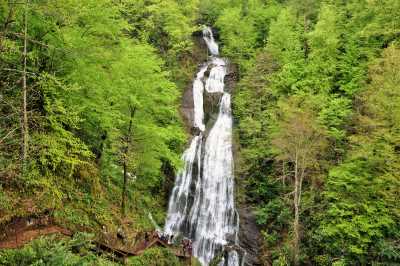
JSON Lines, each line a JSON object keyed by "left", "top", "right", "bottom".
{"left": 205, "top": 58, "right": 226, "bottom": 93}
{"left": 202, "top": 27, "right": 219, "bottom": 56}
{"left": 165, "top": 27, "right": 242, "bottom": 266}
{"left": 193, "top": 65, "right": 208, "bottom": 131}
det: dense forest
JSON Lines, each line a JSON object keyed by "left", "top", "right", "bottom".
{"left": 0, "top": 0, "right": 399, "bottom": 265}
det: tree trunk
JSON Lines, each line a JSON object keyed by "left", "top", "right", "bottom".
{"left": 293, "top": 152, "right": 300, "bottom": 265}
{"left": 121, "top": 106, "right": 136, "bottom": 216}
{"left": 121, "top": 158, "right": 128, "bottom": 216}
{"left": 21, "top": 0, "right": 28, "bottom": 173}
{"left": 282, "top": 161, "right": 286, "bottom": 185}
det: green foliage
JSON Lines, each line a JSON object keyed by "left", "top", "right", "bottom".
{"left": 0, "top": 0, "right": 188, "bottom": 242}
{"left": 0, "top": 0, "right": 8, "bottom": 26}
{"left": 121, "top": 0, "right": 198, "bottom": 58}
{"left": 0, "top": 233, "right": 116, "bottom": 266}
{"left": 315, "top": 45, "right": 400, "bottom": 264}
{"left": 319, "top": 161, "right": 397, "bottom": 256}
{"left": 267, "top": 7, "right": 303, "bottom": 65}
{"left": 215, "top": 7, "right": 257, "bottom": 69}
{"left": 266, "top": 8, "right": 305, "bottom": 96}
{"left": 220, "top": 0, "right": 400, "bottom": 264}
{"left": 256, "top": 198, "right": 290, "bottom": 228}
{"left": 301, "top": 4, "right": 340, "bottom": 94}
{"left": 317, "top": 96, "right": 352, "bottom": 142}
{"left": 213, "top": 0, "right": 283, "bottom": 70}
{"left": 233, "top": 51, "right": 277, "bottom": 178}
{"left": 198, "top": 0, "right": 234, "bottom": 24}
{"left": 272, "top": 255, "right": 290, "bottom": 266}
{"left": 32, "top": 74, "right": 93, "bottom": 177}
{"left": 0, "top": 185, "right": 11, "bottom": 211}
{"left": 127, "top": 247, "right": 182, "bottom": 266}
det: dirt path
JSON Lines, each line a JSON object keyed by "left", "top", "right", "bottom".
{"left": 0, "top": 211, "right": 72, "bottom": 249}
{"left": 0, "top": 215, "right": 190, "bottom": 261}
{"left": 0, "top": 225, "right": 71, "bottom": 249}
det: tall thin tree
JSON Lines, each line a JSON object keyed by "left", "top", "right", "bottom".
{"left": 21, "top": 0, "right": 29, "bottom": 172}
{"left": 272, "top": 103, "right": 326, "bottom": 265}
{"left": 121, "top": 104, "right": 136, "bottom": 216}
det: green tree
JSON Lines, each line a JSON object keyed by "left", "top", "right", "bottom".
{"left": 317, "top": 46, "right": 400, "bottom": 264}
{"left": 271, "top": 97, "right": 327, "bottom": 265}
{"left": 215, "top": 6, "right": 257, "bottom": 70}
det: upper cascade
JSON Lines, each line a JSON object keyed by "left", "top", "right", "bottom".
{"left": 203, "top": 27, "right": 219, "bottom": 56}
{"left": 193, "top": 65, "right": 208, "bottom": 131}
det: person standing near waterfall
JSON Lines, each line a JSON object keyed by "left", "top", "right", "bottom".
{"left": 188, "top": 240, "right": 193, "bottom": 256}
{"left": 144, "top": 231, "right": 149, "bottom": 247}
{"left": 182, "top": 238, "right": 188, "bottom": 256}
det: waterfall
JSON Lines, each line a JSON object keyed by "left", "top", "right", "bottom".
{"left": 165, "top": 27, "right": 241, "bottom": 266}
{"left": 203, "top": 27, "right": 219, "bottom": 56}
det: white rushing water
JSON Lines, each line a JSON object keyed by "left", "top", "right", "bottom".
{"left": 203, "top": 27, "right": 219, "bottom": 56}
{"left": 165, "top": 135, "right": 202, "bottom": 234}
{"left": 165, "top": 26, "right": 240, "bottom": 266}
{"left": 205, "top": 58, "right": 226, "bottom": 93}
{"left": 193, "top": 65, "right": 208, "bottom": 131}
{"left": 192, "top": 93, "right": 239, "bottom": 265}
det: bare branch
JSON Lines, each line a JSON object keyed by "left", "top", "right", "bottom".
{"left": 2, "top": 68, "right": 37, "bottom": 76}
{"left": 0, "top": 127, "right": 19, "bottom": 145}
{"left": 5, "top": 32, "right": 49, "bottom": 48}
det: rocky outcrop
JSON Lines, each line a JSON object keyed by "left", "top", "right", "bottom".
{"left": 180, "top": 34, "right": 208, "bottom": 133}
{"left": 204, "top": 91, "right": 223, "bottom": 130}
{"left": 181, "top": 79, "right": 195, "bottom": 130}
{"left": 238, "top": 206, "right": 263, "bottom": 266}
{"left": 225, "top": 62, "right": 238, "bottom": 94}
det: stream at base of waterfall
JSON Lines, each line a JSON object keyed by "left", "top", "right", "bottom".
{"left": 164, "top": 27, "right": 245, "bottom": 266}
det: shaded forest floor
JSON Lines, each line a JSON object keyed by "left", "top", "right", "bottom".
{"left": 0, "top": 212, "right": 192, "bottom": 263}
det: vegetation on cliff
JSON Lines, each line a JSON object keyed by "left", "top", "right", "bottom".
{"left": 203, "top": 0, "right": 400, "bottom": 265}
{"left": 1, "top": 0, "right": 199, "bottom": 264}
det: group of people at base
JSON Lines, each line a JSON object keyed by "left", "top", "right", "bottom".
{"left": 144, "top": 231, "right": 193, "bottom": 256}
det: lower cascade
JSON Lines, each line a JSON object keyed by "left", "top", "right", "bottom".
{"left": 165, "top": 27, "right": 244, "bottom": 266}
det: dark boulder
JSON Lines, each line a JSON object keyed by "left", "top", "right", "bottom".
{"left": 238, "top": 206, "right": 263, "bottom": 266}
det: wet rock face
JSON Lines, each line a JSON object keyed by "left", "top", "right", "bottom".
{"left": 225, "top": 63, "right": 239, "bottom": 94}
{"left": 239, "top": 207, "right": 263, "bottom": 266}
{"left": 181, "top": 34, "right": 209, "bottom": 132}
{"left": 181, "top": 80, "right": 195, "bottom": 128}
{"left": 204, "top": 91, "right": 223, "bottom": 129}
